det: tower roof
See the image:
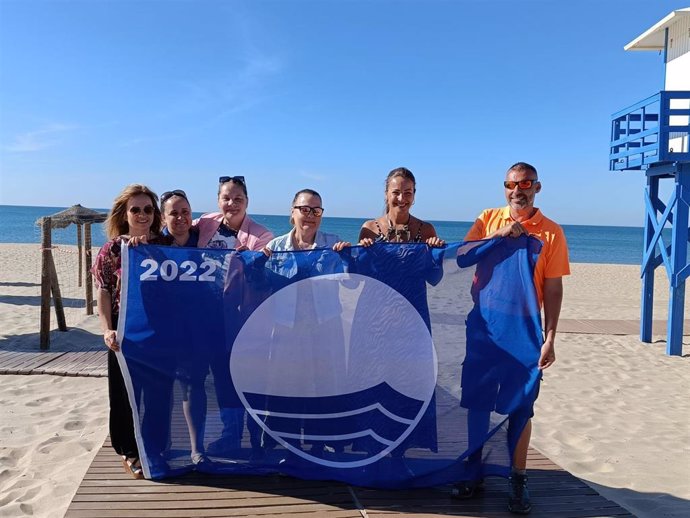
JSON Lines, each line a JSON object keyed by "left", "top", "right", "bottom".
{"left": 624, "top": 8, "right": 690, "bottom": 51}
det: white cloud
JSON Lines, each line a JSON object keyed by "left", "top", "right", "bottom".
{"left": 300, "top": 171, "right": 326, "bottom": 182}
{"left": 5, "top": 123, "right": 77, "bottom": 152}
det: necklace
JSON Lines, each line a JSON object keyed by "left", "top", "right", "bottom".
{"left": 386, "top": 215, "right": 411, "bottom": 242}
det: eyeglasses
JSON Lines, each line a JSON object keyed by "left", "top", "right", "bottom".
{"left": 504, "top": 179, "right": 538, "bottom": 190}
{"left": 293, "top": 205, "right": 324, "bottom": 217}
{"left": 219, "top": 175, "right": 246, "bottom": 186}
{"left": 129, "top": 205, "right": 154, "bottom": 215}
{"left": 160, "top": 189, "right": 187, "bottom": 204}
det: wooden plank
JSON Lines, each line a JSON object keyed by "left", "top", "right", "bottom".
{"left": 55, "top": 350, "right": 107, "bottom": 376}
{"left": 0, "top": 351, "right": 55, "bottom": 369}
{"left": 74, "top": 352, "right": 107, "bottom": 376}
{"left": 39, "top": 351, "right": 92, "bottom": 373}
{"left": 557, "top": 319, "right": 604, "bottom": 334}
{"left": 38, "top": 350, "right": 106, "bottom": 377}
{"left": 73, "top": 487, "right": 354, "bottom": 501}
{"left": 69, "top": 493, "right": 356, "bottom": 510}
{"left": 0, "top": 346, "right": 106, "bottom": 377}
{"left": 586, "top": 320, "right": 640, "bottom": 335}
{"left": 0, "top": 350, "right": 26, "bottom": 362}
{"left": 66, "top": 501, "right": 358, "bottom": 517}
{"left": 73, "top": 351, "right": 107, "bottom": 375}
{"left": 1, "top": 352, "right": 65, "bottom": 373}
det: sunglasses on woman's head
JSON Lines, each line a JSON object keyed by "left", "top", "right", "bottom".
{"left": 219, "top": 175, "right": 246, "bottom": 186}
{"left": 160, "top": 189, "right": 187, "bottom": 204}
{"left": 129, "top": 205, "right": 154, "bottom": 215}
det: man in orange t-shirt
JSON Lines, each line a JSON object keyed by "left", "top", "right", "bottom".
{"left": 458, "top": 162, "right": 570, "bottom": 514}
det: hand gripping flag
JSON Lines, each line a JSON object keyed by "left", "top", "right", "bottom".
{"left": 116, "top": 235, "right": 543, "bottom": 487}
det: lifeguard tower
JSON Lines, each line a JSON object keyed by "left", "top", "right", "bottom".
{"left": 609, "top": 8, "right": 690, "bottom": 356}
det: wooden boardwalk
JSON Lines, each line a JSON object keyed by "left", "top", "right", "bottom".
{"left": 2, "top": 318, "right": 687, "bottom": 378}
{"left": 0, "top": 348, "right": 107, "bottom": 376}
{"left": 65, "top": 438, "right": 633, "bottom": 518}
{"left": 557, "top": 318, "right": 690, "bottom": 336}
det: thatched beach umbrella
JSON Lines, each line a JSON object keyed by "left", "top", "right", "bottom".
{"left": 35, "top": 204, "right": 107, "bottom": 289}
{"left": 35, "top": 203, "right": 107, "bottom": 229}
{"left": 36, "top": 204, "right": 107, "bottom": 349}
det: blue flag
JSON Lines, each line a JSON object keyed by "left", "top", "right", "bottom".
{"left": 117, "top": 236, "right": 543, "bottom": 487}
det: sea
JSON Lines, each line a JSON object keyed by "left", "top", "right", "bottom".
{"left": 0, "top": 204, "right": 676, "bottom": 265}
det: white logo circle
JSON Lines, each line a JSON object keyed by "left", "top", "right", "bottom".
{"left": 230, "top": 273, "right": 437, "bottom": 468}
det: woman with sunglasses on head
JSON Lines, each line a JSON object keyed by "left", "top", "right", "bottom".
{"left": 160, "top": 189, "right": 199, "bottom": 247}
{"left": 158, "top": 189, "right": 218, "bottom": 469}
{"left": 196, "top": 176, "right": 274, "bottom": 457}
{"left": 92, "top": 184, "right": 173, "bottom": 479}
{"left": 197, "top": 175, "right": 272, "bottom": 250}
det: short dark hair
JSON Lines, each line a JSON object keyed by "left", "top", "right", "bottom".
{"left": 507, "top": 162, "right": 538, "bottom": 178}
{"left": 290, "top": 188, "right": 322, "bottom": 225}
{"left": 291, "top": 188, "right": 321, "bottom": 206}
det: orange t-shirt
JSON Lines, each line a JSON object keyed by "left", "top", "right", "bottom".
{"left": 464, "top": 206, "right": 570, "bottom": 307}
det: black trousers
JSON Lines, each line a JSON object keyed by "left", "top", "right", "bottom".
{"left": 107, "top": 349, "right": 139, "bottom": 458}
{"left": 108, "top": 348, "right": 175, "bottom": 459}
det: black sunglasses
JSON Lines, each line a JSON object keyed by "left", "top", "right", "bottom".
{"left": 219, "top": 175, "right": 246, "bottom": 186}
{"left": 504, "top": 179, "right": 538, "bottom": 190}
{"left": 160, "top": 189, "right": 188, "bottom": 204}
{"left": 129, "top": 205, "right": 154, "bottom": 215}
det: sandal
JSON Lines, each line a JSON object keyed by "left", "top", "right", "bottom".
{"left": 451, "top": 479, "right": 484, "bottom": 500}
{"left": 121, "top": 455, "right": 144, "bottom": 479}
{"left": 192, "top": 453, "right": 213, "bottom": 469}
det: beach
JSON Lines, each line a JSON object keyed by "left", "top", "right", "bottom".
{"left": 0, "top": 243, "right": 688, "bottom": 517}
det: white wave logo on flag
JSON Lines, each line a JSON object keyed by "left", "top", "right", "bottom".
{"left": 230, "top": 273, "right": 438, "bottom": 468}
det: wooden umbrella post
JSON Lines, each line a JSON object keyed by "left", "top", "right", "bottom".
{"left": 49, "top": 252, "right": 67, "bottom": 332}
{"left": 85, "top": 222, "right": 94, "bottom": 315}
{"left": 77, "top": 223, "right": 83, "bottom": 288}
{"left": 39, "top": 217, "right": 52, "bottom": 349}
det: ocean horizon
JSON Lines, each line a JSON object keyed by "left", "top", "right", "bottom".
{"left": 0, "top": 204, "right": 671, "bottom": 265}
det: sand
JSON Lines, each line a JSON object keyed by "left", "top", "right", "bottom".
{"left": 0, "top": 375, "right": 108, "bottom": 518}
{"left": 532, "top": 333, "right": 690, "bottom": 518}
{"left": 0, "top": 243, "right": 688, "bottom": 517}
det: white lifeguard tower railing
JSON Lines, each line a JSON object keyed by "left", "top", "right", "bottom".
{"left": 609, "top": 8, "right": 690, "bottom": 355}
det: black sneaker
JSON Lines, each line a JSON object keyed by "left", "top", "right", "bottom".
{"left": 508, "top": 473, "right": 531, "bottom": 514}
{"left": 450, "top": 479, "right": 484, "bottom": 499}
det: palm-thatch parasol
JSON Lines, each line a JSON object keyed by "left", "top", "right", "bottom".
{"left": 36, "top": 205, "right": 108, "bottom": 349}
{"left": 35, "top": 204, "right": 108, "bottom": 228}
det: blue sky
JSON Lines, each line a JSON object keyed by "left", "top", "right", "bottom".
{"left": 0, "top": 0, "right": 684, "bottom": 225}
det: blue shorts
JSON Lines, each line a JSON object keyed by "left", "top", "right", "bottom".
{"left": 460, "top": 358, "right": 541, "bottom": 419}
